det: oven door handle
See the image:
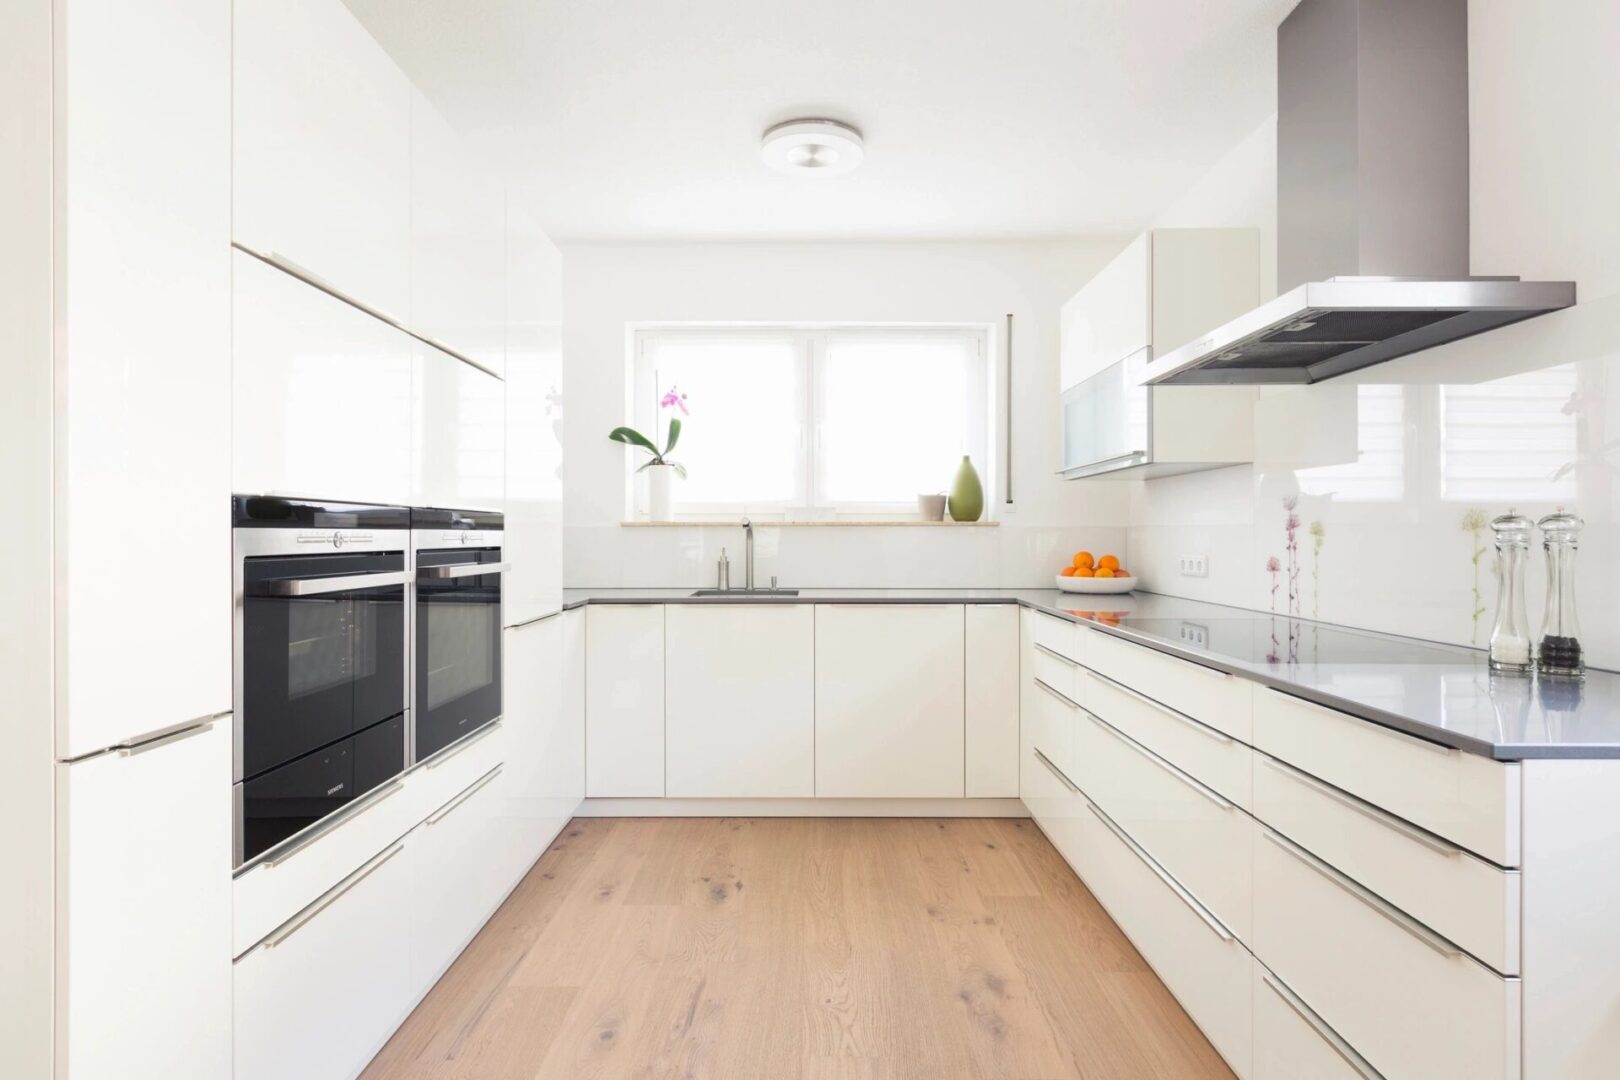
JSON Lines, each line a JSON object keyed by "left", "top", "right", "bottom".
{"left": 255, "top": 569, "right": 413, "bottom": 597}
{"left": 418, "top": 561, "right": 511, "bottom": 580}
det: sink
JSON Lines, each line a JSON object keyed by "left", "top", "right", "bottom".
{"left": 689, "top": 588, "right": 800, "bottom": 597}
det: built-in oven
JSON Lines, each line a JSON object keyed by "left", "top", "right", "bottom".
{"left": 411, "top": 508, "right": 507, "bottom": 763}
{"left": 232, "top": 495, "right": 411, "bottom": 867}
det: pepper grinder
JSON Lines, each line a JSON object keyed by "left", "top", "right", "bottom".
{"left": 1537, "top": 508, "right": 1585, "bottom": 678}
{"left": 1487, "top": 510, "right": 1534, "bottom": 674}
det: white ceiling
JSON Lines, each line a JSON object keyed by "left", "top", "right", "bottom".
{"left": 345, "top": 0, "right": 1292, "bottom": 242}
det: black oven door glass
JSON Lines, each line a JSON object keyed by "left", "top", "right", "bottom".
{"left": 415, "top": 549, "right": 503, "bottom": 760}
{"left": 241, "top": 551, "right": 406, "bottom": 780}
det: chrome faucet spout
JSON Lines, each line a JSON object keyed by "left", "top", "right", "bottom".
{"left": 741, "top": 517, "right": 755, "bottom": 590}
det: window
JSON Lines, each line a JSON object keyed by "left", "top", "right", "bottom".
{"left": 1439, "top": 364, "right": 1578, "bottom": 502}
{"left": 631, "top": 326, "right": 990, "bottom": 517}
{"left": 1296, "top": 385, "right": 1407, "bottom": 502}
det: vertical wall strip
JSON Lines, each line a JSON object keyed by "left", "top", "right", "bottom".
{"left": 1004, "top": 313, "right": 1014, "bottom": 505}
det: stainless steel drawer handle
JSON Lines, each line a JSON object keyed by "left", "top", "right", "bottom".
{"left": 1032, "top": 748, "right": 1080, "bottom": 794}
{"left": 258, "top": 570, "right": 412, "bottom": 597}
{"left": 112, "top": 713, "right": 226, "bottom": 758}
{"left": 1087, "top": 712, "right": 1234, "bottom": 811}
{"left": 1085, "top": 800, "right": 1236, "bottom": 944}
{"left": 1261, "top": 828, "right": 1463, "bottom": 959}
{"left": 260, "top": 841, "right": 405, "bottom": 951}
{"left": 421, "top": 719, "right": 503, "bottom": 770}
{"left": 1083, "top": 668, "right": 1234, "bottom": 744}
{"left": 1033, "top": 678, "right": 1079, "bottom": 709}
{"left": 1033, "top": 642, "right": 1079, "bottom": 666}
{"left": 427, "top": 765, "right": 502, "bottom": 825}
{"left": 258, "top": 780, "right": 407, "bottom": 870}
{"left": 1257, "top": 754, "right": 1462, "bottom": 857}
{"left": 419, "top": 561, "right": 512, "bottom": 580}
{"left": 255, "top": 247, "right": 406, "bottom": 329}
{"left": 1261, "top": 972, "right": 1385, "bottom": 1080}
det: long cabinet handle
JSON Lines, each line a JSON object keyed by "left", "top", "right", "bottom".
{"left": 427, "top": 765, "right": 502, "bottom": 826}
{"left": 1261, "top": 828, "right": 1463, "bottom": 959}
{"left": 1083, "top": 668, "right": 1233, "bottom": 744}
{"left": 259, "top": 841, "right": 405, "bottom": 951}
{"left": 117, "top": 719, "right": 217, "bottom": 758}
{"left": 1261, "top": 972, "right": 1385, "bottom": 1080}
{"left": 1086, "top": 799, "right": 1236, "bottom": 943}
{"left": 419, "top": 561, "right": 511, "bottom": 580}
{"left": 256, "top": 570, "right": 412, "bottom": 597}
{"left": 1257, "top": 754, "right": 1462, "bottom": 857}
{"left": 1032, "top": 748, "right": 1079, "bottom": 793}
{"left": 1033, "top": 678, "right": 1079, "bottom": 709}
{"left": 257, "top": 780, "right": 407, "bottom": 870}
{"left": 1084, "top": 711, "right": 1234, "bottom": 811}
{"left": 421, "top": 719, "right": 503, "bottom": 770}
{"left": 1033, "top": 642, "right": 1078, "bottom": 666}
{"left": 253, "top": 247, "right": 406, "bottom": 329}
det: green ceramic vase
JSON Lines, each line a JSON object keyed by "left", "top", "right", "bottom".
{"left": 948, "top": 455, "right": 984, "bottom": 522}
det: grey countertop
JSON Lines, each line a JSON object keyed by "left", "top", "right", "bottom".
{"left": 560, "top": 587, "right": 1618, "bottom": 761}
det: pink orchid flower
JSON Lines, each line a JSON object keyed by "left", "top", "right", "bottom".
{"left": 660, "top": 387, "right": 689, "bottom": 415}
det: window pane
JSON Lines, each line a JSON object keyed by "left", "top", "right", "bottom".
{"left": 820, "top": 334, "right": 979, "bottom": 504}
{"left": 1440, "top": 364, "right": 1577, "bottom": 502}
{"left": 642, "top": 335, "right": 800, "bottom": 505}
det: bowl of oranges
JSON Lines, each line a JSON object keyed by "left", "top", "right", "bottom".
{"left": 1056, "top": 551, "right": 1136, "bottom": 594}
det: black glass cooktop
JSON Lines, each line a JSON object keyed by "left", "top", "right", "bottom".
{"left": 1111, "top": 616, "right": 1483, "bottom": 667}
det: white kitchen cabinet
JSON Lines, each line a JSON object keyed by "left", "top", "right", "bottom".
{"left": 502, "top": 613, "right": 582, "bottom": 879}
{"left": 233, "top": 0, "right": 412, "bottom": 320}
{"left": 502, "top": 209, "right": 565, "bottom": 626}
{"left": 234, "top": 829, "right": 419, "bottom": 1080}
{"left": 814, "top": 605, "right": 966, "bottom": 798}
{"left": 1060, "top": 233, "right": 1149, "bottom": 391}
{"left": 1253, "top": 963, "right": 1372, "bottom": 1080}
{"left": 585, "top": 605, "right": 665, "bottom": 796}
{"left": 413, "top": 342, "right": 507, "bottom": 511}
{"left": 411, "top": 89, "right": 507, "bottom": 376}
{"left": 232, "top": 250, "right": 414, "bottom": 505}
{"left": 410, "top": 764, "right": 511, "bottom": 990}
{"left": 58, "top": 718, "right": 232, "bottom": 1080}
{"left": 965, "top": 604, "right": 1020, "bottom": 797}
{"left": 665, "top": 605, "right": 816, "bottom": 797}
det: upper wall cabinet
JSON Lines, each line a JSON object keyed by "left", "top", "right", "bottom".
{"left": 413, "top": 343, "right": 506, "bottom": 511}
{"left": 233, "top": 251, "right": 414, "bottom": 506}
{"left": 502, "top": 207, "right": 564, "bottom": 625}
{"left": 410, "top": 90, "right": 507, "bottom": 376}
{"left": 56, "top": 0, "right": 232, "bottom": 758}
{"left": 234, "top": 0, "right": 412, "bottom": 321}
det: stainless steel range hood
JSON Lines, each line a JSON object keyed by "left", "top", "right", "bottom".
{"left": 1143, "top": 0, "right": 1575, "bottom": 387}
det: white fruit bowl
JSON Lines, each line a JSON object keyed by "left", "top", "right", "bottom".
{"left": 1055, "top": 573, "right": 1137, "bottom": 594}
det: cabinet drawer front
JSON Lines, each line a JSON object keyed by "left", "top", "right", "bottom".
{"left": 1072, "top": 708, "right": 1252, "bottom": 942}
{"left": 1086, "top": 631, "right": 1252, "bottom": 741}
{"left": 1255, "top": 752, "right": 1519, "bottom": 974}
{"left": 1028, "top": 677, "right": 1079, "bottom": 781}
{"left": 1076, "top": 793, "right": 1253, "bottom": 1076}
{"left": 1254, "top": 963, "right": 1379, "bottom": 1080}
{"left": 1082, "top": 666, "right": 1252, "bottom": 810}
{"left": 1254, "top": 826, "right": 1521, "bottom": 1080}
{"left": 1030, "top": 610, "right": 1081, "bottom": 662}
{"left": 1030, "top": 640, "right": 1080, "bottom": 702}
{"left": 1252, "top": 688, "right": 1520, "bottom": 866}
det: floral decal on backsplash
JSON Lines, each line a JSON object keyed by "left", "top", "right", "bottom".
{"left": 1264, "top": 497, "right": 1314, "bottom": 664}
{"left": 1265, "top": 555, "right": 1283, "bottom": 663}
{"left": 1309, "top": 520, "right": 1326, "bottom": 619}
{"left": 1461, "top": 506, "right": 1490, "bottom": 645}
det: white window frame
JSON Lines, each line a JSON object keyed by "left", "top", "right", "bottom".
{"left": 630, "top": 323, "right": 992, "bottom": 520}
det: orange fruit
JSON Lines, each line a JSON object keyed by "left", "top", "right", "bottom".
{"left": 1059, "top": 566, "right": 1076, "bottom": 577}
{"left": 1112, "top": 567, "right": 1128, "bottom": 578}
{"left": 1097, "top": 554, "right": 1120, "bottom": 571}
{"left": 1093, "top": 568, "right": 1115, "bottom": 578}
{"left": 1072, "top": 567, "right": 1096, "bottom": 578}
{"left": 1072, "top": 550, "right": 1095, "bottom": 569}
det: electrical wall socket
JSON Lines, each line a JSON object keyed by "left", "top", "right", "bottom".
{"left": 1178, "top": 554, "right": 1209, "bottom": 577}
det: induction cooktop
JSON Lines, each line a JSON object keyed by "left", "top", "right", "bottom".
{"left": 1106, "top": 616, "right": 1483, "bottom": 667}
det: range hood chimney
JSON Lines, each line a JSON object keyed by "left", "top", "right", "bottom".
{"left": 1143, "top": 0, "right": 1574, "bottom": 386}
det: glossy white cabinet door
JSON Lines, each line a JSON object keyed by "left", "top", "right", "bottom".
{"left": 233, "top": 0, "right": 411, "bottom": 319}
{"left": 814, "top": 605, "right": 966, "bottom": 798}
{"left": 232, "top": 251, "right": 414, "bottom": 505}
{"left": 585, "top": 605, "right": 665, "bottom": 796}
{"left": 965, "top": 605, "right": 1020, "bottom": 797}
{"left": 1059, "top": 233, "right": 1149, "bottom": 389}
{"left": 502, "top": 209, "right": 564, "bottom": 626}
{"left": 56, "top": 0, "right": 230, "bottom": 758}
{"left": 413, "top": 343, "right": 507, "bottom": 511}
{"left": 58, "top": 718, "right": 231, "bottom": 1080}
{"left": 234, "top": 830, "right": 419, "bottom": 1080}
{"left": 410, "top": 89, "right": 507, "bottom": 376}
{"left": 502, "top": 615, "right": 581, "bottom": 878}
{"left": 665, "top": 605, "right": 816, "bottom": 797}
{"left": 410, "top": 764, "right": 511, "bottom": 991}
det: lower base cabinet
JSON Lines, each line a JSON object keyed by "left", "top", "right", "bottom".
{"left": 410, "top": 764, "right": 510, "bottom": 989}
{"left": 1253, "top": 963, "right": 1375, "bottom": 1080}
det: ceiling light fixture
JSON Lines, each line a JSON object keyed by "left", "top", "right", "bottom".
{"left": 761, "top": 119, "right": 864, "bottom": 176}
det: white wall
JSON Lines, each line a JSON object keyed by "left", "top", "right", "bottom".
{"left": 562, "top": 240, "right": 1131, "bottom": 587}
{"left": 1127, "top": 0, "right": 1620, "bottom": 667}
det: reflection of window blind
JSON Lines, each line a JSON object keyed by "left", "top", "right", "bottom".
{"left": 1440, "top": 365, "right": 1578, "bottom": 502}
{"left": 1297, "top": 385, "right": 1406, "bottom": 502}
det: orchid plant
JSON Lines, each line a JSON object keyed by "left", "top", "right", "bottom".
{"left": 608, "top": 387, "right": 689, "bottom": 477}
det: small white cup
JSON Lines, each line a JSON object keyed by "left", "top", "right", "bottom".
{"left": 917, "top": 493, "right": 947, "bottom": 521}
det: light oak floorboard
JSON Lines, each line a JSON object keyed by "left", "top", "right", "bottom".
{"left": 360, "top": 817, "right": 1235, "bottom": 1080}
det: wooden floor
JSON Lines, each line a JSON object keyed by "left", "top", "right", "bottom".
{"left": 360, "top": 817, "right": 1234, "bottom": 1080}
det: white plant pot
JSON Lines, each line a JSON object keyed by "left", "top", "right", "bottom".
{"left": 646, "top": 463, "right": 675, "bottom": 522}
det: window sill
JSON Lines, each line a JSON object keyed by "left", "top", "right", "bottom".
{"left": 620, "top": 519, "right": 999, "bottom": 528}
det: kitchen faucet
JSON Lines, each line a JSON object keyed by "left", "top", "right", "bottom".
{"left": 741, "top": 517, "right": 754, "bottom": 589}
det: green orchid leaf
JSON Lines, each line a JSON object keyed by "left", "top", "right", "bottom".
{"left": 608, "top": 426, "right": 659, "bottom": 456}
{"left": 663, "top": 416, "right": 682, "bottom": 456}
{"left": 669, "top": 462, "right": 687, "bottom": 479}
